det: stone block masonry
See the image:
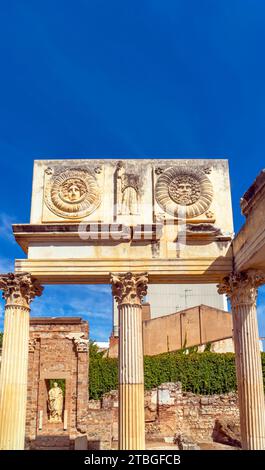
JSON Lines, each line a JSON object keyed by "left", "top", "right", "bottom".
{"left": 85, "top": 382, "right": 240, "bottom": 449}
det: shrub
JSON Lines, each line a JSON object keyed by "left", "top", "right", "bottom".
{"left": 89, "top": 342, "right": 118, "bottom": 399}
{"left": 89, "top": 344, "right": 265, "bottom": 399}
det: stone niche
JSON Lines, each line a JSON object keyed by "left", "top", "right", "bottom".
{"left": 26, "top": 317, "right": 89, "bottom": 450}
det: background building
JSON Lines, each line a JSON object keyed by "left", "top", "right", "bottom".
{"left": 112, "top": 283, "right": 227, "bottom": 336}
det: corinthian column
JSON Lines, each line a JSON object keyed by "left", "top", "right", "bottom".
{"left": 111, "top": 272, "right": 148, "bottom": 450}
{"left": 0, "top": 273, "right": 43, "bottom": 449}
{"left": 218, "top": 270, "right": 265, "bottom": 450}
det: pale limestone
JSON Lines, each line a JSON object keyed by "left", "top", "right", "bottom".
{"left": 0, "top": 273, "right": 43, "bottom": 450}
{"left": 218, "top": 271, "right": 265, "bottom": 449}
{"left": 112, "top": 273, "right": 147, "bottom": 450}
{"left": 14, "top": 158, "right": 234, "bottom": 284}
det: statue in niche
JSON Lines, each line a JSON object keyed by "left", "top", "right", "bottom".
{"left": 117, "top": 162, "right": 139, "bottom": 215}
{"left": 48, "top": 382, "right": 63, "bottom": 423}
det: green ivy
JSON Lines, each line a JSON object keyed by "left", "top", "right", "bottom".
{"left": 89, "top": 343, "right": 265, "bottom": 400}
{"left": 89, "top": 341, "right": 118, "bottom": 399}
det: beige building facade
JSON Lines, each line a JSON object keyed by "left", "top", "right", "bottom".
{"left": 112, "top": 283, "right": 228, "bottom": 336}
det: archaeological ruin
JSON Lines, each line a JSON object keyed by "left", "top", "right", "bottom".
{"left": 0, "top": 159, "right": 265, "bottom": 450}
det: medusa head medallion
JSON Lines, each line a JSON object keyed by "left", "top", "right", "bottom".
{"left": 155, "top": 166, "right": 213, "bottom": 218}
{"left": 44, "top": 168, "right": 101, "bottom": 218}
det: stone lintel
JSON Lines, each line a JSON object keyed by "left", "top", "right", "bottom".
{"left": 30, "top": 317, "right": 84, "bottom": 325}
{"left": 15, "top": 257, "right": 233, "bottom": 284}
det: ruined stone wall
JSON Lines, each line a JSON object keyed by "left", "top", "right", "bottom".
{"left": 85, "top": 382, "right": 239, "bottom": 449}
{"left": 25, "top": 317, "right": 239, "bottom": 450}
{"left": 26, "top": 318, "right": 89, "bottom": 449}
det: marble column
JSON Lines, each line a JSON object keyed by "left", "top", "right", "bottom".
{"left": 218, "top": 270, "right": 265, "bottom": 450}
{"left": 111, "top": 272, "right": 148, "bottom": 450}
{"left": 0, "top": 273, "right": 43, "bottom": 450}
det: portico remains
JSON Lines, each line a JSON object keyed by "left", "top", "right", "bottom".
{"left": 0, "top": 159, "right": 264, "bottom": 450}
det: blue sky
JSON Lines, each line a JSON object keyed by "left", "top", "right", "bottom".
{"left": 0, "top": 1, "right": 265, "bottom": 341}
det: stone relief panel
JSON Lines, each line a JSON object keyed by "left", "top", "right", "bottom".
{"left": 114, "top": 161, "right": 150, "bottom": 222}
{"left": 29, "top": 159, "right": 232, "bottom": 239}
{"left": 155, "top": 166, "right": 213, "bottom": 219}
{"left": 116, "top": 161, "right": 140, "bottom": 215}
{"left": 43, "top": 165, "right": 102, "bottom": 220}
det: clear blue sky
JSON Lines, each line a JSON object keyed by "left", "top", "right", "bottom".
{"left": 0, "top": 1, "right": 265, "bottom": 341}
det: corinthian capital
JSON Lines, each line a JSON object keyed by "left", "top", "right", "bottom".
{"left": 217, "top": 270, "right": 265, "bottom": 306}
{"left": 0, "top": 272, "right": 43, "bottom": 308}
{"left": 65, "top": 333, "right": 89, "bottom": 353}
{"left": 111, "top": 272, "right": 148, "bottom": 306}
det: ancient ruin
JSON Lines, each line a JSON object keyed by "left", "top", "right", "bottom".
{"left": 0, "top": 159, "right": 264, "bottom": 450}
{"left": 26, "top": 318, "right": 88, "bottom": 449}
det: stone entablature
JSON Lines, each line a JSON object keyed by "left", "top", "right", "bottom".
{"left": 234, "top": 170, "right": 265, "bottom": 273}
{"left": 240, "top": 169, "right": 265, "bottom": 217}
{"left": 13, "top": 159, "right": 234, "bottom": 285}
{"left": 26, "top": 317, "right": 89, "bottom": 447}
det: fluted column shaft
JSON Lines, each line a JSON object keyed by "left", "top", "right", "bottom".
{"left": 119, "top": 303, "right": 144, "bottom": 449}
{"left": 111, "top": 272, "right": 148, "bottom": 450}
{"left": 0, "top": 273, "right": 43, "bottom": 450}
{"left": 218, "top": 270, "right": 265, "bottom": 450}
{"left": 0, "top": 304, "right": 30, "bottom": 449}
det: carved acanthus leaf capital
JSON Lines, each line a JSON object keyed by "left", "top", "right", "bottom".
{"left": 218, "top": 270, "right": 265, "bottom": 306}
{"left": 0, "top": 272, "right": 43, "bottom": 308}
{"left": 75, "top": 340, "right": 89, "bottom": 353}
{"left": 28, "top": 338, "right": 38, "bottom": 352}
{"left": 65, "top": 333, "right": 89, "bottom": 352}
{"left": 111, "top": 272, "right": 148, "bottom": 306}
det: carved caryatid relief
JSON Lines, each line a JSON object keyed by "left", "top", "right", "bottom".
{"left": 155, "top": 166, "right": 213, "bottom": 219}
{"left": 116, "top": 162, "right": 139, "bottom": 215}
{"left": 44, "top": 167, "right": 101, "bottom": 219}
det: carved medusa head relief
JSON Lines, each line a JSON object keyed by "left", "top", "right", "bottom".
{"left": 44, "top": 168, "right": 101, "bottom": 219}
{"left": 168, "top": 175, "right": 201, "bottom": 205}
{"left": 60, "top": 178, "right": 87, "bottom": 203}
{"left": 155, "top": 166, "right": 213, "bottom": 218}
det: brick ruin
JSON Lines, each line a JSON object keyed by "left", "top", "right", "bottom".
{"left": 86, "top": 384, "right": 240, "bottom": 449}
{"left": 26, "top": 318, "right": 89, "bottom": 450}
{"left": 26, "top": 317, "right": 240, "bottom": 450}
